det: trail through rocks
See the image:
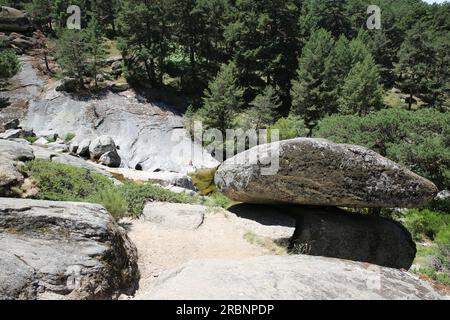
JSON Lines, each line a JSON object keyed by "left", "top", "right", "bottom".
{"left": 122, "top": 209, "right": 279, "bottom": 299}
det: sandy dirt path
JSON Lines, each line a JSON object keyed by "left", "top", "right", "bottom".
{"left": 121, "top": 210, "right": 276, "bottom": 299}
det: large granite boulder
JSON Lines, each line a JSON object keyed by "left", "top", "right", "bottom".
{"left": 0, "top": 7, "right": 31, "bottom": 32}
{"left": 143, "top": 255, "right": 446, "bottom": 300}
{"left": 0, "top": 140, "right": 34, "bottom": 196}
{"left": 99, "top": 150, "right": 121, "bottom": 168}
{"left": 286, "top": 206, "right": 416, "bottom": 269}
{"left": 0, "top": 139, "right": 34, "bottom": 161}
{"left": 89, "top": 135, "right": 117, "bottom": 160}
{"left": 215, "top": 138, "right": 438, "bottom": 208}
{"left": 0, "top": 199, "right": 139, "bottom": 300}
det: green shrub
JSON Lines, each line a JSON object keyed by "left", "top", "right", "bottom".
{"left": 403, "top": 209, "right": 450, "bottom": 241}
{"left": 0, "top": 49, "right": 21, "bottom": 79}
{"left": 204, "top": 192, "right": 235, "bottom": 209}
{"left": 414, "top": 268, "right": 450, "bottom": 286}
{"left": 267, "top": 116, "right": 308, "bottom": 142}
{"left": 24, "top": 160, "right": 197, "bottom": 220}
{"left": 64, "top": 133, "right": 76, "bottom": 143}
{"left": 25, "top": 160, "right": 114, "bottom": 202}
{"left": 24, "top": 136, "right": 39, "bottom": 144}
{"left": 88, "top": 188, "right": 128, "bottom": 220}
{"left": 119, "top": 182, "right": 196, "bottom": 218}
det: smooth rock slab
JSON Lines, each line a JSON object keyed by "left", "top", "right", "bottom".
{"left": 215, "top": 138, "right": 438, "bottom": 208}
{"left": 0, "top": 199, "right": 139, "bottom": 300}
{"left": 143, "top": 202, "right": 205, "bottom": 230}
{"left": 144, "top": 255, "right": 446, "bottom": 300}
{"left": 287, "top": 206, "right": 416, "bottom": 269}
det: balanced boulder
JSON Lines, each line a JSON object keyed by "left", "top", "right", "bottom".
{"left": 0, "top": 199, "right": 139, "bottom": 300}
{"left": 215, "top": 138, "right": 438, "bottom": 208}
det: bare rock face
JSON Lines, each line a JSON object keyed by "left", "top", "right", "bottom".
{"left": 287, "top": 206, "right": 416, "bottom": 269}
{"left": 0, "top": 7, "right": 31, "bottom": 33}
{"left": 144, "top": 255, "right": 446, "bottom": 300}
{"left": 0, "top": 199, "right": 139, "bottom": 300}
{"left": 215, "top": 138, "right": 438, "bottom": 208}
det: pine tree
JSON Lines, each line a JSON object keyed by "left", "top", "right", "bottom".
{"left": 118, "top": 0, "right": 171, "bottom": 85}
{"left": 291, "top": 28, "right": 334, "bottom": 135}
{"left": 225, "top": 0, "right": 300, "bottom": 111}
{"left": 338, "top": 55, "right": 383, "bottom": 116}
{"left": 199, "top": 62, "right": 244, "bottom": 133}
{"left": 396, "top": 22, "right": 434, "bottom": 110}
{"left": 85, "top": 18, "right": 107, "bottom": 88}
{"left": 55, "top": 29, "right": 90, "bottom": 88}
{"left": 247, "top": 86, "right": 281, "bottom": 129}
{"left": 324, "top": 35, "right": 352, "bottom": 114}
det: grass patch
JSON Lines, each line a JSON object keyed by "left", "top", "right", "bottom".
{"left": 23, "top": 160, "right": 196, "bottom": 220}
{"left": 64, "top": 133, "right": 76, "bottom": 143}
{"left": 24, "top": 136, "right": 39, "bottom": 144}
{"left": 119, "top": 182, "right": 196, "bottom": 218}
{"left": 203, "top": 192, "right": 236, "bottom": 210}
{"left": 243, "top": 231, "right": 287, "bottom": 255}
{"left": 413, "top": 268, "right": 450, "bottom": 286}
{"left": 190, "top": 168, "right": 218, "bottom": 195}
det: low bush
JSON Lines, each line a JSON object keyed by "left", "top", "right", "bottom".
{"left": 88, "top": 188, "right": 128, "bottom": 220}
{"left": 119, "top": 182, "right": 196, "bottom": 218}
{"left": 64, "top": 133, "right": 76, "bottom": 143}
{"left": 25, "top": 160, "right": 196, "bottom": 220}
{"left": 403, "top": 208, "right": 450, "bottom": 241}
{"left": 25, "top": 160, "right": 114, "bottom": 202}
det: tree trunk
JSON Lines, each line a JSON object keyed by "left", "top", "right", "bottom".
{"left": 408, "top": 88, "right": 413, "bottom": 111}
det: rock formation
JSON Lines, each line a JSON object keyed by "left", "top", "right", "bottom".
{"left": 214, "top": 138, "right": 439, "bottom": 269}
{"left": 0, "top": 199, "right": 139, "bottom": 299}
{"left": 215, "top": 138, "right": 438, "bottom": 208}
{"left": 1, "top": 56, "right": 218, "bottom": 174}
{"left": 144, "top": 255, "right": 444, "bottom": 300}
{"left": 0, "top": 7, "right": 32, "bottom": 33}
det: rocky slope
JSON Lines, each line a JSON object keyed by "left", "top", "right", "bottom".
{"left": 1, "top": 56, "right": 218, "bottom": 174}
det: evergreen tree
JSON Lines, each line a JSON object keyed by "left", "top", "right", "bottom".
{"left": 291, "top": 28, "right": 334, "bottom": 135}
{"left": 247, "top": 86, "right": 281, "bottom": 129}
{"left": 225, "top": 0, "right": 300, "bottom": 111}
{"left": 0, "top": 49, "right": 20, "bottom": 108}
{"left": 396, "top": 22, "right": 434, "bottom": 110}
{"left": 199, "top": 62, "right": 244, "bottom": 133}
{"left": 55, "top": 29, "right": 90, "bottom": 88}
{"left": 324, "top": 35, "right": 352, "bottom": 114}
{"left": 338, "top": 55, "right": 384, "bottom": 116}
{"left": 118, "top": 0, "right": 171, "bottom": 85}
{"left": 299, "top": 0, "right": 350, "bottom": 41}
{"left": 85, "top": 18, "right": 107, "bottom": 88}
